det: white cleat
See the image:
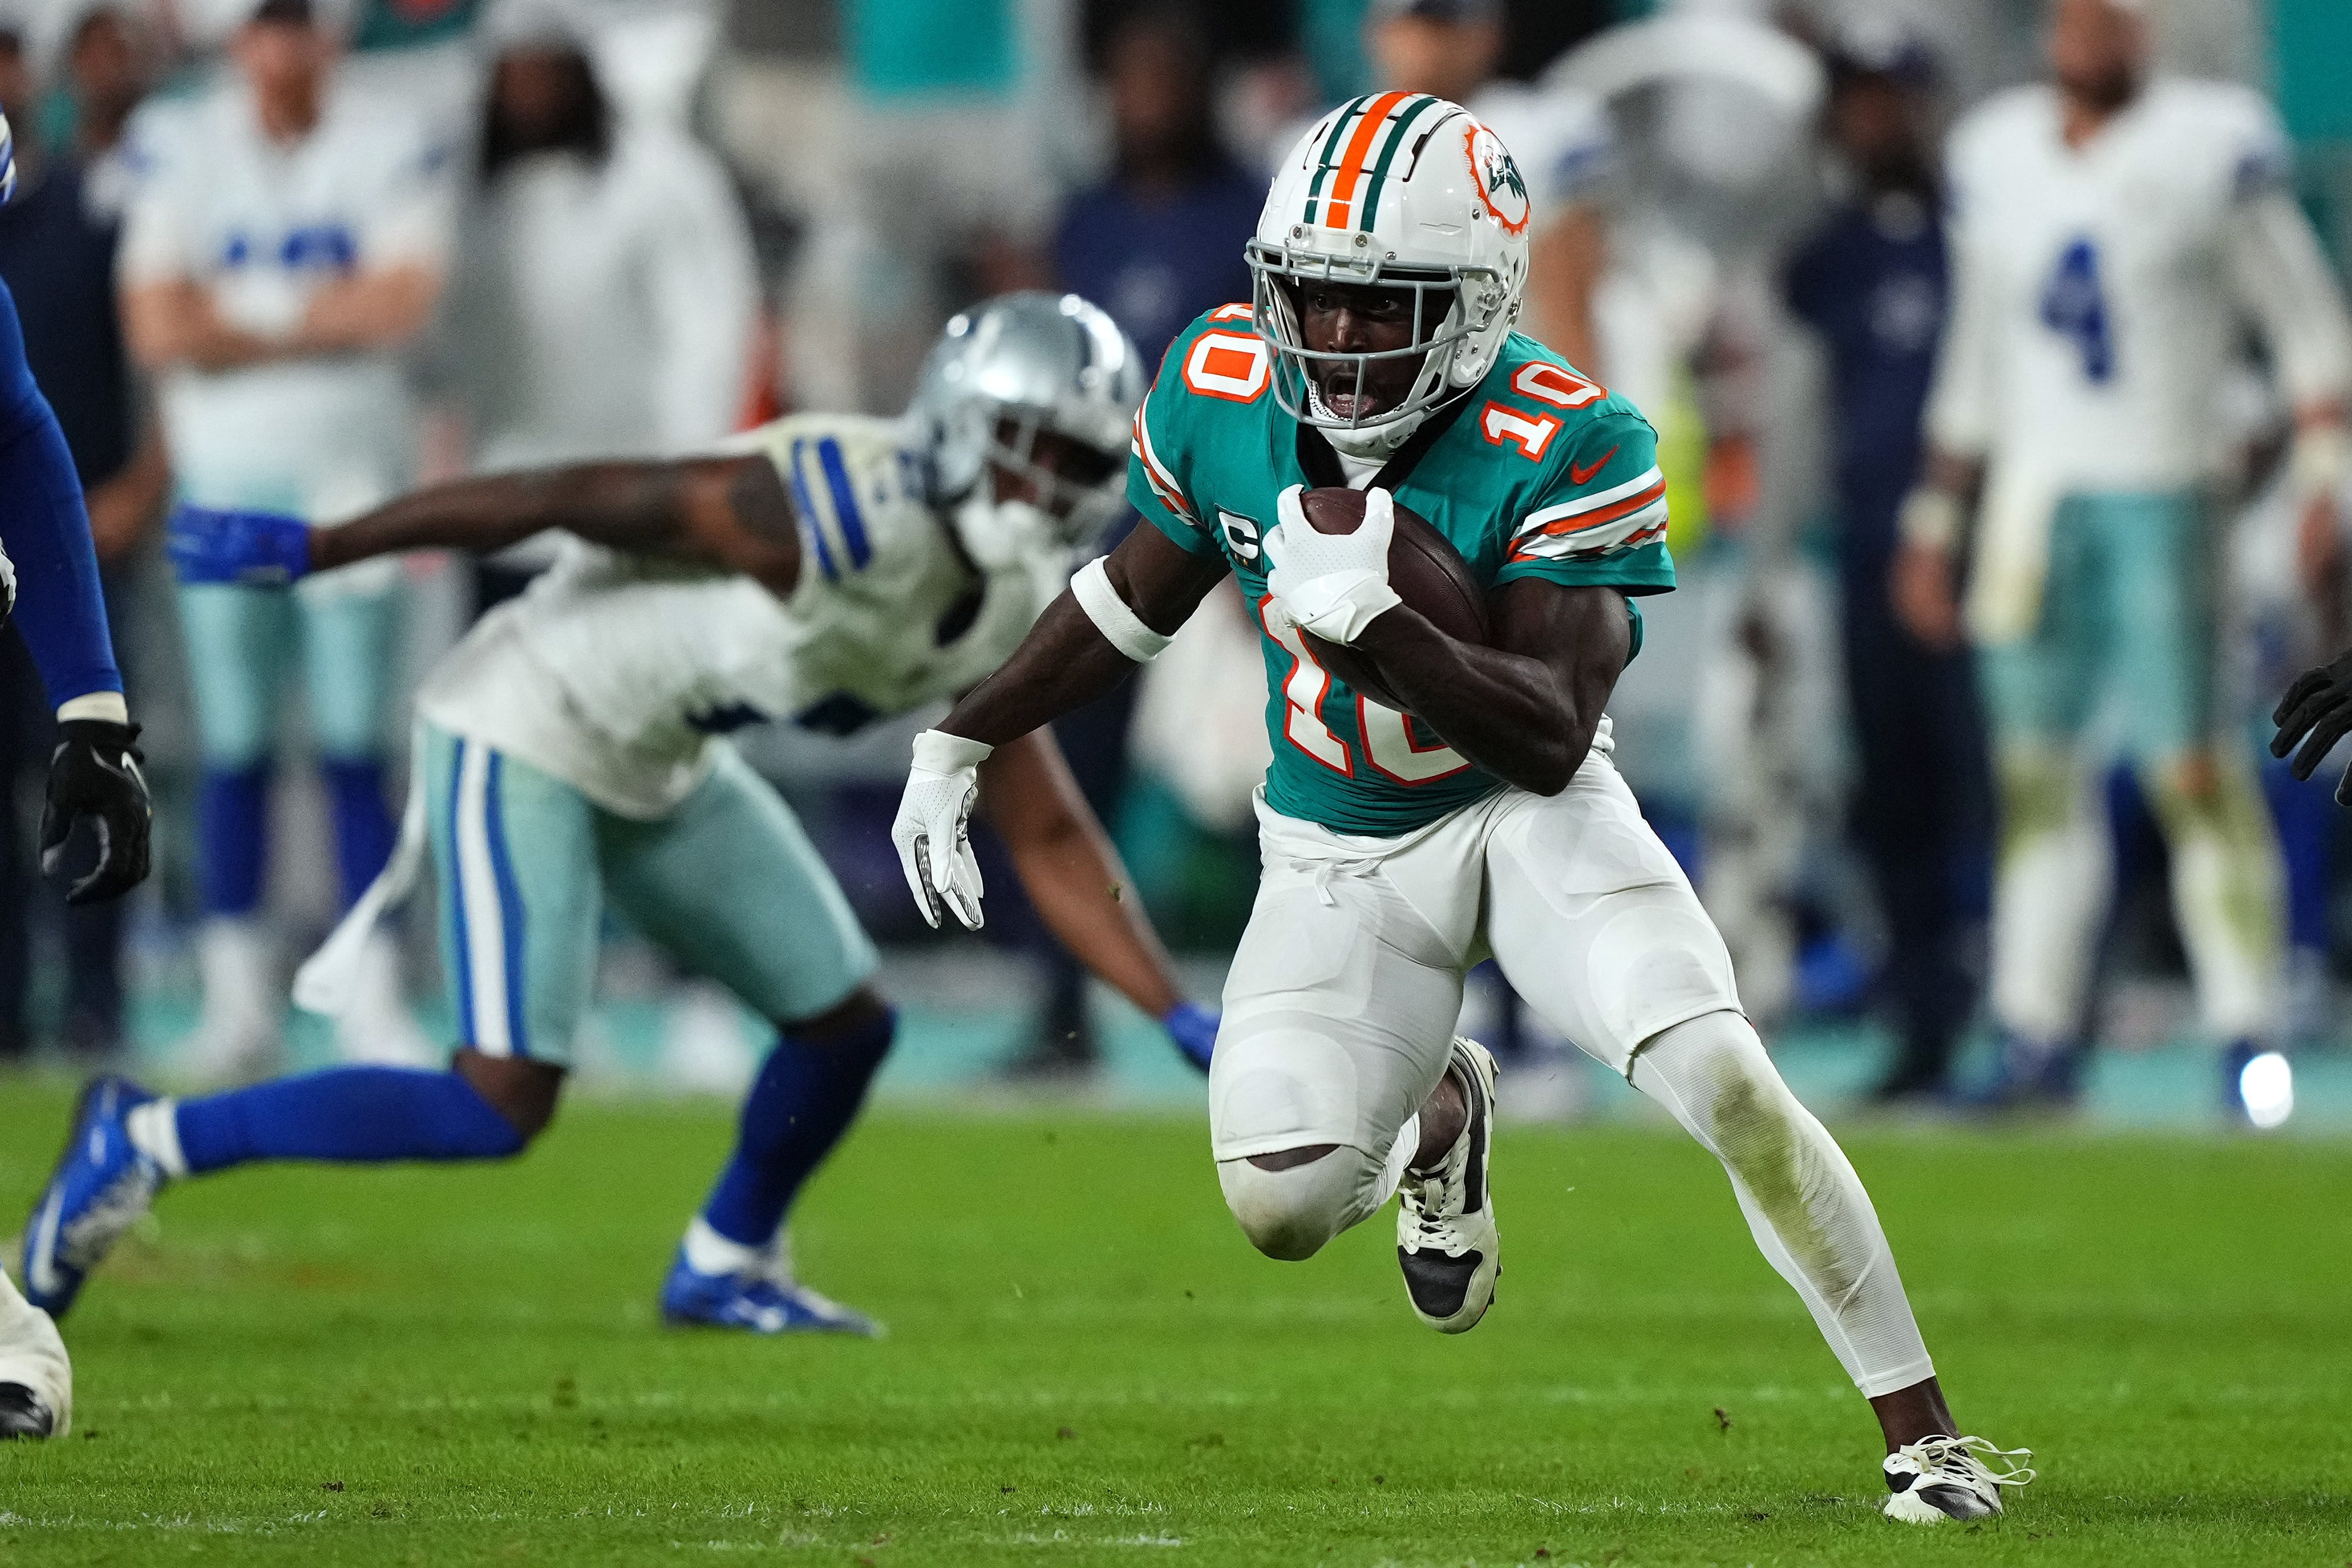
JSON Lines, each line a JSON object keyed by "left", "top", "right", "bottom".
{"left": 1396, "top": 1037, "right": 1499, "bottom": 1334}
{"left": 1882, "top": 1434, "right": 2036, "bottom": 1523}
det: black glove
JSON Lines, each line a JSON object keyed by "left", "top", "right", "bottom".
{"left": 2273, "top": 648, "right": 2352, "bottom": 805}
{"left": 41, "top": 718, "right": 152, "bottom": 905}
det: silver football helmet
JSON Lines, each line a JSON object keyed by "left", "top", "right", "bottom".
{"left": 910, "top": 292, "right": 1144, "bottom": 573}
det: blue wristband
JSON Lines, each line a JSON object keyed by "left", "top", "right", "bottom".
{"left": 166, "top": 504, "right": 313, "bottom": 586}
{"left": 1161, "top": 1001, "right": 1218, "bottom": 1075}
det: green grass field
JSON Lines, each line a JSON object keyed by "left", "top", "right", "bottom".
{"left": 2, "top": 1078, "right": 2349, "bottom": 1567}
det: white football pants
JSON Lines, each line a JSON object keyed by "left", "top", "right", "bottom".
{"left": 1990, "top": 741, "right": 2283, "bottom": 1045}
{"left": 1210, "top": 749, "right": 1936, "bottom": 1398}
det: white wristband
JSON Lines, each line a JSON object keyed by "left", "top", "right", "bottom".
{"left": 1072, "top": 554, "right": 1174, "bottom": 662}
{"left": 911, "top": 728, "right": 994, "bottom": 773}
{"left": 1898, "top": 489, "right": 1963, "bottom": 550}
{"left": 57, "top": 692, "right": 130, "bottom": 725}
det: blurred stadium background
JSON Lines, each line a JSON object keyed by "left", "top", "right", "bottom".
{"left": 2, "top": 0, "right": 2351, "bottom": 1134}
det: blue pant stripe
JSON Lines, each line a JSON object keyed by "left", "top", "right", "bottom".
{"left": 446, "top": 737, "right": 476, "bottom": 1048}
{"left": 482, "top": 751, "right": 530, "bottom": 1059}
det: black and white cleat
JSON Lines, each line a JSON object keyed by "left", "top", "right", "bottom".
{"left": 0, "top": 1382, "right": 55, "bottom": 1440}
{"left": 1396, "top": 1037, "right": 1499, "bottom": 1333}
{"left": 1883, "top": 1434, "right": 2035, "bottom": 1523}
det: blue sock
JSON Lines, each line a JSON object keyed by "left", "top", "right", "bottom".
{"left": 173, "top": 1066, "right": 524, "bottom": 1175}
{"left": 699, "top": 1008, "right": 897, "bottom": 1249}
{"left": 321, "top": 755, "right": 396, "bottom": 912}
{"left": 197, "top": 764, "right": 271, "bottom": 916}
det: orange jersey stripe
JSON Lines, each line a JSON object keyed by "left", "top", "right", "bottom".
{"left": 1539, "top": 479, "right": 1666, "bottom": 537}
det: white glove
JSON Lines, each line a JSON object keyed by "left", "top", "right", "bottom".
{"left": 893, "top": 729, "right": 995, "bottom": 930}
{"left": 1262, "top": 484, "right": 1401, "bottom": 646}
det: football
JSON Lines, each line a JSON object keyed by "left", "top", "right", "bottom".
{"left": 1294, "top": 487, "right": 1487, "bottom": 716}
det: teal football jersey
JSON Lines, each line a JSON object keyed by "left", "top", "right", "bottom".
{"left": 1128, "top": 305, "right": 1676, "bottom": 836}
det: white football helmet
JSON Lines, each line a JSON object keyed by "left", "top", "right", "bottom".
{"left": 1249, "top": 94, "right": 1533, "bottom": 449}
{"left": 910, "top": 292, "right": 1144, "bottom": 574}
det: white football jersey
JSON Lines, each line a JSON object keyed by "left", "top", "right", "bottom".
{"left": 1468, "top": 81, "right": 1616, "bottom": 225}
{"left": 1927, "top": 78, "right": 2330, "bottom": 490}
{"left": 416, "top": 412, "right": 1065, "bottom": 818}
{"left": 118, "top": 80, "right": 455, "bottom": 531}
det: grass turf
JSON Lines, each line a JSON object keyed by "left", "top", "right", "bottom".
{"left": 2, "top": 1077, "right": 2349, "bottom": 1566}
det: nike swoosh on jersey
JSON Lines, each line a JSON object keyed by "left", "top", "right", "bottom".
{"left": 1568, "top": 445, "right": 1620, "bottom": 486}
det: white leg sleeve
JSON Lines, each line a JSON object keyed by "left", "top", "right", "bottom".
{"left": 1630, "top": 1010, "right": 1935, "bottom": 1398}
{"left": 0, "top": 1269, "right": 71, "bottom": 1434}
{"left": 2145, "top": 759, "right": 2285, "bottom": 1042}
{"left": 1990, "top": 744, "right": 2110, "bottom": 1042}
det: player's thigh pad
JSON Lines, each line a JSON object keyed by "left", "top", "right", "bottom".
{"left": 1211, "top": 825, "right": 1465, "bottom": 1165}
{"left": 1215, "top": 1141, "right": 1401, "bottom": 1262}
{"left": 425, "top": 726, "right": 603, "bottom": 1064}
{"left": 176, "top": 582, "right": 295, "bottom": 768}
{"left": 597, "top": 744, "right": 879, "bottom": 1027}
{"left": 296, "top": 586, "right": 405, "bottom": 758}
{"left": 1481, "top": 761, "right": 1743, "bottom": 1076}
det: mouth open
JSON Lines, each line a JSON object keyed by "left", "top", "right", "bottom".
{"left": 1315, "top": 372, "right": 1387, "bottom": 423}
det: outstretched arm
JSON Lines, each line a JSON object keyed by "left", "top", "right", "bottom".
{"left": 892, "top": 523, "right": 1227, "bottom": 936}
{"left": 175, "top": 454, "right": 803, "bottom": 598}
{"left": 980, "top": 728, "right": 1181, "bottom": 1019}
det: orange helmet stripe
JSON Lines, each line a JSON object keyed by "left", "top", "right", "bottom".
{"left": 1321, "top": 91, "right": 1410, "bottom": 230}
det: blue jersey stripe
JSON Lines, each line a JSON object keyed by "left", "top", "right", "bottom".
{"left": 817, "top": 438, "right": 873, "bottom": 569}
{"left": 482, "top": 751, "right": 530, "bottom": 1059}
{"left": 787, "top": 439, "right": 840, "bottom": 581}
{"left": 445, "top": 738, "right": 475, "bottom": 1048}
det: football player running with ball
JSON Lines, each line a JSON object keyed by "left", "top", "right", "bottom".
{"left": 895, "top": 98, "right": 2032, "bottom": 1523}
{"left": 24, "top": 293, "right": 1216, "bottom": 1338}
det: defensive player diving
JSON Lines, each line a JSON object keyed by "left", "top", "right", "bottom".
{"left": 0, "top": 106, "right": 154, "bottom": 1441}
{"left": 892, "top": 96, "right": 2033, "bottom": 1522}
{"left": 22, "top": 292, "right": 1215, "bottom": 1338}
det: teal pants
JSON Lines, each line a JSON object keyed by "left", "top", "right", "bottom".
{"left": 422, "top": 725, "right": 878, "bottom": 1064}
{"left": 178, "top": 581, "right": 405, "bottom": 765}
{"left": 1975, "top": 492, "right": 2216, "bottom": 759}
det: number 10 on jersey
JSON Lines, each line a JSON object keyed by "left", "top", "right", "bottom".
{"left": 1259, "top": 599, "right": 1474, "bottom": 785}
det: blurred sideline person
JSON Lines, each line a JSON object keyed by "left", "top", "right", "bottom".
{"left": 33, "top": 0, "right": 160, "bottom": 218}
{"left": 1782, "top": 34, "right": 1988, "bottom": 1102}
{"left": 445, "top": 0, "right": 759, "bottom": 1088}
{"left": 119, "top": 0, "right": 455, "bottom": 1075}
{"left": 0, "top": 9, "right": 165, "bottom": 1061}
{"left": 0, "top": 103, "right": 154, "bottom": 1442}
{"left": 899, "top": 97, "right": 2034, "bottom": 1523}
{"left": 1006, "top": 9, "right": 1261, "bottom": 1078}
{"left": 786, "top": 0, "right": 1055, "bottom": 413}
{"left": 1893, "top": 0, "right": 2352, "bottom": 1118}
{"left": 25, "top": 295, "right": 1219, "bottom": 1336}
{"left": 1362, "top": 0, "right": 1611, "bottom": 376}
{"left": 446, "top": 1, "right": 754, "bottom": 476}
